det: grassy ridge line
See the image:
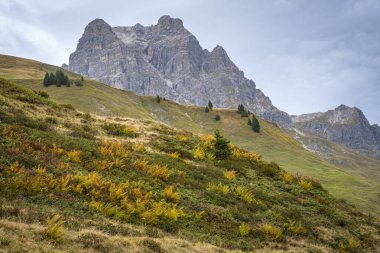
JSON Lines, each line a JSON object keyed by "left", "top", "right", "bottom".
{"left": 1, "top": 54, "right": 380, "bottom": 215}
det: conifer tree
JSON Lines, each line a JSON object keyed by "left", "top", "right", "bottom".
{"left": 213, "top": 130, "right": 231, "bottom": 160}
{"left": 241, "top": 110, "right": 248, "bottom": 117}
{"left": 237, "top": 104, "right": 245, "bottom": 114}
{"left": 156, "top": 95, "right": 161, "bottom": 103}
{"left": 215, "top": 114, "right": 221, "bottom": 121}
{"left": 63, "top": 75, "right": 70, "bottom": 86}
{"left": 252, "top": 115, "right": 261, "bottom": 133}
{"left": 49, "top": 73, "right": 56, "bottom": 85}
{"left": 43, "top": 72, "right": 50, "bottom": 87}
{"left": 55, "top": 70, "right": 65, "bottom": 85}
{"left": 205, "top": 106, "right": 210, "bottom": 112}
{"left": 208, "top": 100, "right": 213, "bottom": 110}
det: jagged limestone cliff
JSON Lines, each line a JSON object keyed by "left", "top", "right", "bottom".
{"left": 69, "top": 16, "right": 291, "bottom": 127}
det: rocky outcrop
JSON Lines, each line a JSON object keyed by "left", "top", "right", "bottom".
{"left": 292, "top": 105, "right": 380, "bottom": 158}
{"left": 69, "top": 16, "right": 292, "bottom": 127}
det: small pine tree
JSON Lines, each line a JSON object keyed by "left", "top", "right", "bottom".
{"left": 55, "top": 69, "right": 65, "bottom": 85}
{"left": 156, "top": 95, "right": 160, "bottom": 103}
{"left": 81, "top": 76, "right": 84, "bottom": 81}
{"left": 205, "top": 106, "right": 210, "bottom": 112}
{"left": 241, "top": 110, "right": 248, "bottom": 117}
{"left": 248, "top": 118, "right": 252, "bottom": 125}
{"left": 43, "top": 72, "right": 50, "bottom": 87}
{"left": 213, "top": 130, "right": 231, "bottom": 160}
{"left": 49, "top": 73, "right": 56, "bottom": 85}
{"left": 208, "top": 100, "right": 213, "bottom": 110}
{"left": 252, "top": 115, "right": 261, "bottom": 133}
{"left": 215, "top": 114, "right": 221, "bottom": 121}
{"left": 237, "top": 104, "right": 245, "bottom": 114}
{"left": 63, "top": 75, "right": 69, "bottom": 86}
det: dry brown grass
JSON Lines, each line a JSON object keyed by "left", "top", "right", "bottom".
{"left": 0, "top": 219, "right": 245, "bottom": 253}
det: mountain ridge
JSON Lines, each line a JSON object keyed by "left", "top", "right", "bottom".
{"left": 68, "top": 16, "right": 292, "bottom": 128}
{"left": 292, "top": 104, "right": 380, "bottom": 158}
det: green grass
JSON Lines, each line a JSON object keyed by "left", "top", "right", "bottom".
{"left": 1, "top": 53, "right": 380, "bottom": 216}
{"left": 0, "top": 77, "right": 379, "bottom": 252}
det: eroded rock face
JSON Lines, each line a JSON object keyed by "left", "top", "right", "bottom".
{"left": 69, "top": 16, "right": 292, "bottom": 127}
{"left": 292, "top": 105, "right": 380, "bottom": 158}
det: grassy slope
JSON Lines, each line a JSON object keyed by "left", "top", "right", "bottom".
{"left": 1, "top": 77, "right": 379, "bottom": 253}
{"left": 1, "top": 54, "right": 380, "bottom": 215}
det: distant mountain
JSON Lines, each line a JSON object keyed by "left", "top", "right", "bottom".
{"left": 68, "top": 16, "right": 292, "bottom": 127}
{"left": 292, "top": 104, "right": 380, "bottom": 158}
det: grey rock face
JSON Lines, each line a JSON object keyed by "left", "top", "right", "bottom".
{"left": 69, "top": 16, "right": 292, "bottom": 127}
{"left": 292, "top": 105, "right": 380, "bottom": 158}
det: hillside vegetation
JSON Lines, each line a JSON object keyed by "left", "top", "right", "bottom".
{"left": 1, "top": 54, "right": 379, "bottom": 216}
{"left": 1, "top": 76, "right": 380, "bottom": 252}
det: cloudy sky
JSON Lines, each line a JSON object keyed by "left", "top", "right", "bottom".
{"left": 1, "top": 0, "right": 379, "bottom": 124}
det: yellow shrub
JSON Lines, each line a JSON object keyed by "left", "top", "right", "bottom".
{"left": 262, "top": 224, "right": 282, "bottom": 240}
{"left": 109, "top": 182, "right": 126, "bottom": 203}
{"left": 206, "top": 153, "right": 215, "bottom": 160}
{"left": 44, "top": 214, "right": 65, "bottom": 242}
{"left": 141, "top": 201, "right": 184, "bottom": 224}
{"left": 67, "top": 150, "right": 81, "bottom": 163}
{"left": 193, "top": 146, "right": 205, "bottom": 160}
{"left": 57, "top": 162, "right": 69, "bottom": 171}
{"left": 99, "top": 141, "right": 130, "bottom": 158}
{"left": 239, "top": 223, "right": 251, "bottom": 237}
{"left": 338, "top": 237, "right": 361, "bottom": 252}
{"left": 299, "top": 178, "right": 313, "bottom": 190}
{"left": 163, "top": 186, "right": 180, "bottom": 203}
{"left": 206, "top": 182, "right": 230, "bottom": 194}
{"left": 202, "top": 135, "right": 216, "bottom": 142}
{"left": 235, "top": 186, "right": 254, "bottom": 204}
{"left": 133, "top": 158, "right": 149, "bottom": 170}
{"left": 51, "top": 144, "right": 65, "bottom": 156}
{"left": 111, "top": 157, "right": 126, "bottom": 169}
{"left": 93, "top": 159, "right": 112, "bottom": 171}
{"left": 146, "top": 164, "right": 171, "bottom": 180}
{"left": 288, "top": 220, "right": 306, "bottom": 235}
{"left": 177, "top": 135, "right": 188, "bottom": 142}
{"left": 347, "top": 237, "right": 360, "bottom": 250}
{"left": 133, "top": 142, "right": 146, "bottom": 153}
{"left": 231, "top": 146, "right": 262, "bottom": 161}
{"left": 169, "top": 151, "right": 180, "bottom": 159}
{"left": 282, "top": 172, "right": 294, "bottom": 184}
{"left": 224, "top": 170, "right": 236, "bottom": 181}
{"left": 122, "top": 127, "right": 136, "bottom": 137}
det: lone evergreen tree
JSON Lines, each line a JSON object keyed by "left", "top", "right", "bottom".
{"left": 208, "top": 100, "right": 213, "bottom": 110}
{"left": 63, "top": 75, "right": 70, "bottom": 86}
{"left": 252, "top": 115, "right": 261, "bottom": 133}
{"left": 215, "top": 114, "right": 221, "bottom": 121}
{"left": 81, "top": 76, "right": 84, "bottom": 81}
{"left": 241, "top": 110, "right": 248, "bottom": 117}
{"left": 55, "top": 69, "right": 65, "bottom": 85}
{"left": 205, "top": 106, "right": 210, "bottom": 112}
{"left": 156, "top": 95, "right": 160, "bottom": 103}
{"left": 43, "top": 72, "right": 50, "bottom": 87}
{"left": 49, "top": 73, "right": 56, "bottom": 85}
{"left": 237, "top": 104, "right": 245, "bottom": 114}
{"left": 213, "top": 130, "right": 231, "bottom": 160}
{"left": 248, "top": 118, "right": 252, "bottom": 125}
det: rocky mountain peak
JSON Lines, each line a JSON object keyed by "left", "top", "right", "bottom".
{"left": 293, "top": 104, "right": 380, "bottom": 158}
{"left": 328, "top": 104, "right": 367, "bottom": 125}
{"left": 69, "top": 16, "right": 292, "bottom": 128}
{"left": 155, "top": 15, "right": 185, "bottom": 34}
{"left": 84, "top": 18, "right": 113, "bottom": 35}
